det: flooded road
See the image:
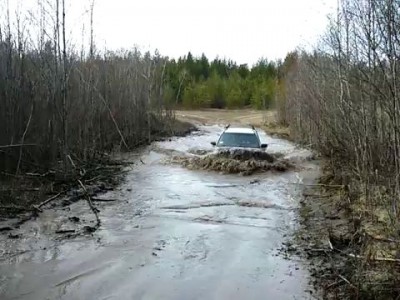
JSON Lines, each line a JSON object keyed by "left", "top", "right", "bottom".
{"left": 0, "top": 125, "right": 319, "bottom": 300}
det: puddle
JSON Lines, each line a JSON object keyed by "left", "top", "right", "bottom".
{"left": 0, "top": 124, "right": 319, "bottom": 300}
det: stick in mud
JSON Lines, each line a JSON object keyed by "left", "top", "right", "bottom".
{"left": 338, "top": 274, "right": 357, "bottom": 290}
{"left": 348, "top": 253, "right": 400, "bottom": 263}
{"left": 77, "top": 180, "right": 101, "bottom": 228}
{"left": 32, "top": 191, "right": 66, "bottom": 212}
{"left": 290, "top": 183, "right": 344, "bottom": 188}
{"left": 55, "top": 229, "right": 76, "bottom": 234}
{"left": 91, "top": 198, "right": 118, "bottom": 202}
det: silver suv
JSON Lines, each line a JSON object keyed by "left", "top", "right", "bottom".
{"left": 211, "top": 125, "right": 268, "bottom": 149}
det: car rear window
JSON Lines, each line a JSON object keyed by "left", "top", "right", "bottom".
{"left": 217, "top": 132, "right": 260, "bottom": 148}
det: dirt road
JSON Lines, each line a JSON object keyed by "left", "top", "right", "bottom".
{"left": 175, "top": 109, "right": 275, "bottom": 126}
{"left": 0, "top": 110, "right": 319, "bottom": 300}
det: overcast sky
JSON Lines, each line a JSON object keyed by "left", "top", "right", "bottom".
{"left": 5, "top": 0, "right": 337, "bottom": 65}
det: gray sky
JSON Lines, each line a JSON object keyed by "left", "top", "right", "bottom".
{"left": 5, "top": 0, "right": 337, "bottom": 65}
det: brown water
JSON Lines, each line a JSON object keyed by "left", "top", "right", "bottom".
{"left": 0, "top": 125, "right": 319, "bottom": 300}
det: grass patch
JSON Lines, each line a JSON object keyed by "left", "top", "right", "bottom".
{"left": 295, "top": 161, "right": 400, "bottom": 299}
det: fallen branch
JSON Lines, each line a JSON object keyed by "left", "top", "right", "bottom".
{"left": 78, "top": 180, "right": 101, "bottom": 228}
{"left": 84, "top": 175, "right": 102, "bottom": 183}
{"left": 291, "top": 183, "right": 344, "bottom": 188}
{"left": 348, "top": 253, "right": 400, "bottom": 263}
{"left": 32, "top": 191, "right": 65, "bottom": 212}
{"left": 91, "top": 198, "right": 118, "bottom": 202}
{"left": 25, "top": 171, "right": 55, "bottom": 177}
{"left": 328, "top": 238, "right": 334, "bottom": 250}
{"left": 307, "top": 248, "right": 333, "bottom": 253}
{"left": 366, "top": 233, "right": 400, "bottom": 244}
{"left": 326, "top": 279, "right": 343, "bottom": 290}
{"left": 67, "top": 155, "right": 77, "bottom": 169}
{"left": 55, "top": 229, "right": 75, "bottom": 234}
{"left": 303, "top": 193, "right": 331, "bottom": 198}
{"left": 338, "top": 274, "right": 356, "bottom": 290}
{"left": 0, "top": 144, "right": 37, "bottom": 149}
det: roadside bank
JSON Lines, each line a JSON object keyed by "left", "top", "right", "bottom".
{"left": 282, "top": 153, "right": 400, "bottom": 299}
{"left": 0, "top": 119, "right": 196, "bottom": 223}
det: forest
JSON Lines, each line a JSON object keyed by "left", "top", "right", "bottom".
{"left": 277, "top": 0, "right": 400, "bottom": 229}
{"left": 276, "top": 0, "right": 400, "bottom": 296}
{"left": 0, "top": 46, "right": 277, "bottom": 178}
{"left": 0, "top": 0, "right": 278, "bottom": 178}
{"left": 164, "top": 53, "right": 277, "bottom": 109}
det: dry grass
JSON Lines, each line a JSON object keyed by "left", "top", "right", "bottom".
{"left": 297, "top": 162, "right": 400, "bottom": 299}
{"left": 175, "top": 109, "right": 291, "bottom": 139}
{"left": 263, "top": 120, "right": 291, "bottom": 140}
{"left": 175, "top": 109, "right": 274, "bottom": 127}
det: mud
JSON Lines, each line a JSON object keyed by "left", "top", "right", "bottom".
{"left": 0, "top": 119, "right": 195, "bottom": 220}
{"left": 0, "top": 124, "right": 320, "bottom": 300}
{"left": 169, "top": 154, "right": 292, "bottom": 175}
{"left": 167, "top": 148, "right": 293, "bottom": 175}
{"left": 277, "top": 184, "right": 354, "bottom": 299}
{"left": 284, "top": 166, "right": 400, "bottom": 300}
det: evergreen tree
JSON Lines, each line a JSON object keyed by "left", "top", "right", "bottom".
{"left": 165, "top": 52, "right": 278, "bottom": 109}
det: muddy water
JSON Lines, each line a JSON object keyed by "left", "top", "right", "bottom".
{"left": 0, "top": 125, "right": 319, "bottom": 300}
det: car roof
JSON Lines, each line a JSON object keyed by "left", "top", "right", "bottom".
{"left": 224, "top": 127, "right": 257, "bottom": 134}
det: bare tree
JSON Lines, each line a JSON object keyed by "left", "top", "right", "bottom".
{"left": 277, "top": 0, "right": 400, "bottom": 295}
{"left": 0, "top": 0, "right": 173, "bottom": 179}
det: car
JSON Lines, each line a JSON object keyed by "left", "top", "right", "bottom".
{"left": 211, "top": 125, "right": 268, "bottom": 149}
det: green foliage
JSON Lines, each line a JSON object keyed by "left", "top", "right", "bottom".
{"left": 182, "top": 83, "right": 210, "bottom": 108}
{"left": 206, "top": 71, "right": 226, "bottom": 108}
{"left": 163, "top": 84, "right": 176, "bottom": 106}
{"left": 165, "top": 53, "right": 278, "bottom": 109}
{"left": 226, "top": 87, "right": 244, "bottom": 108}
{"left": 251, "top": 79, "right": 275, "bottom": 109}
{"left": 225, "top": 72, "right": 245, "bottom": 108}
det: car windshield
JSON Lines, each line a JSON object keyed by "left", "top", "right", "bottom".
{"left": 217, "top": 132, "right": 260, "bottom": 148}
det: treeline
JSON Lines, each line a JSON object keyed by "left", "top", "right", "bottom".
{"left": 0, "top": 1, "right": 280, "bottom": 178}
{"left": 0, "top": 1, "right": 172, "bottom": 177}
{"left": 277, "top": 0, "right": 400, "bottom": 296}
{"left": 164, "top": 53, "right": 277, "bottom": 109}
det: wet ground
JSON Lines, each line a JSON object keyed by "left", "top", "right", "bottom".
{"left": 0, "top": 125, "right": 319, "bottom": 300}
